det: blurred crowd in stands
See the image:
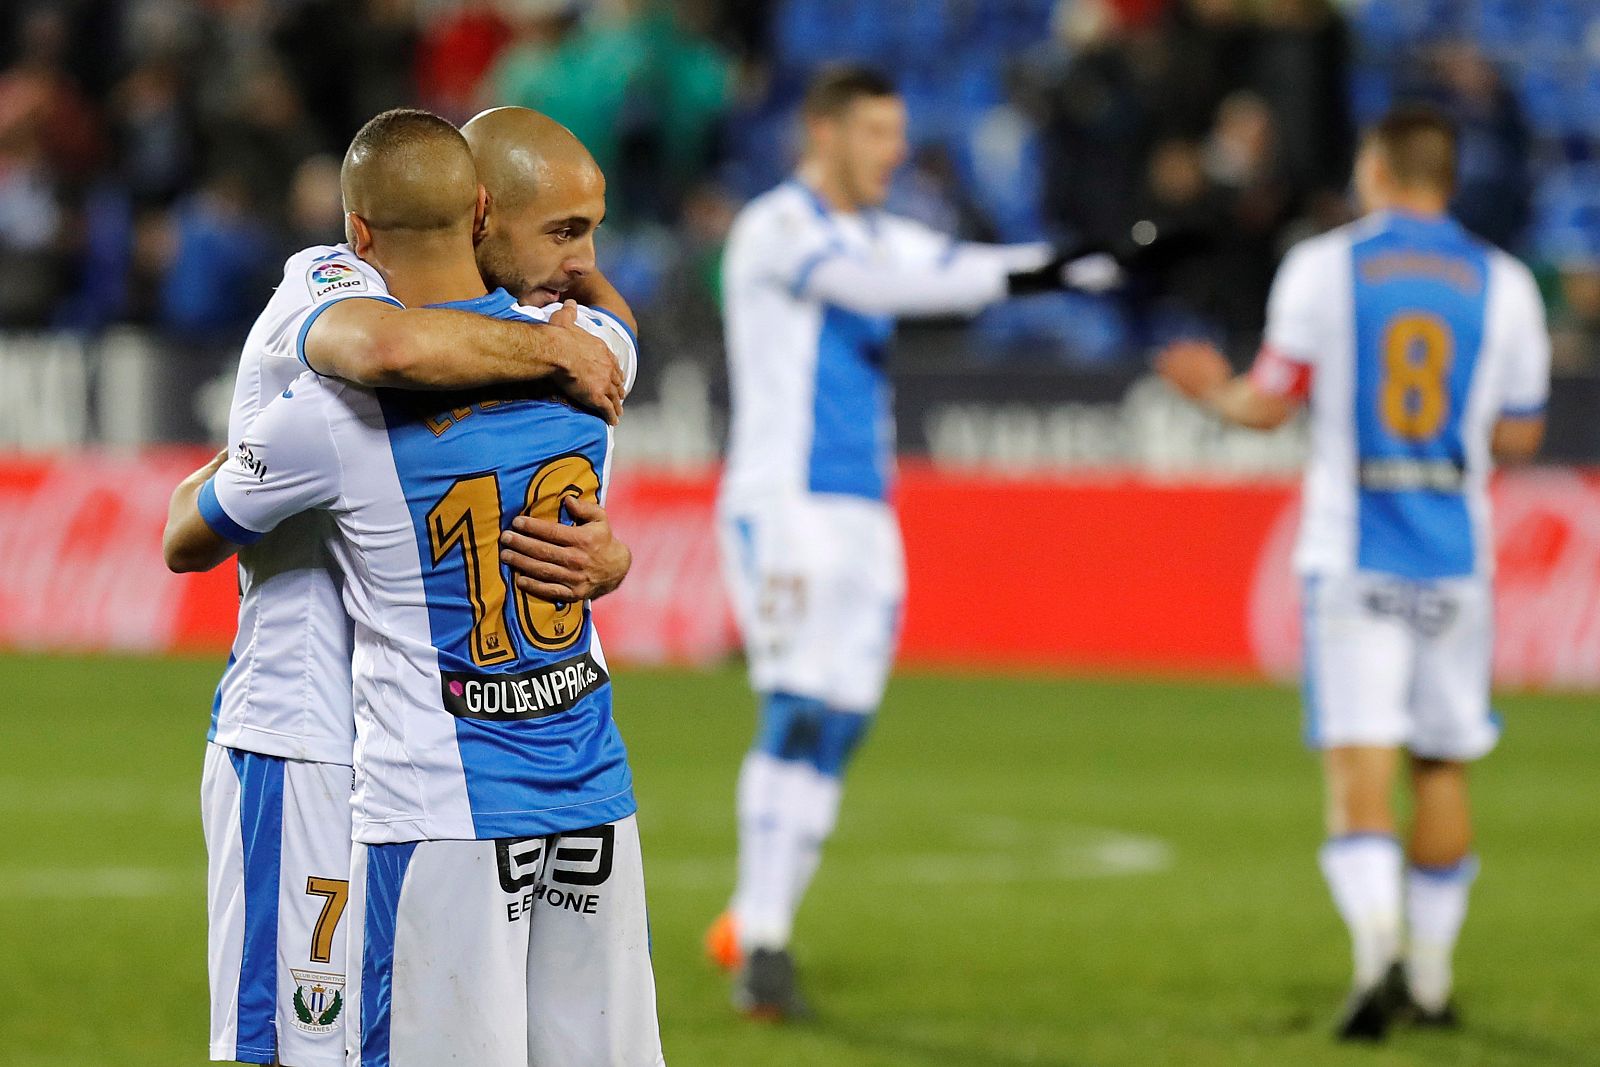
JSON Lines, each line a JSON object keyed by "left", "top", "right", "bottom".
{"left": 3, "top": 0, "right": 1600, "bottom": 372}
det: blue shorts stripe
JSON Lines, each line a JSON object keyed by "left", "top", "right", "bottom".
{"left": 360, "top": 842, "right": 417, "bottom": 1067}
{"left": 229, "top": 749, "right": 285, "bottom": 1063}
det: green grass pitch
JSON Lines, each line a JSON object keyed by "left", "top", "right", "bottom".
{"left": 1, "top": 653, "right": 1596, "bottom": 1066}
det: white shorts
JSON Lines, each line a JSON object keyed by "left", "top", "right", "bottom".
{"left": 717, "top": 494, "right": 906, "bottom": 713}
{"left": 202, "top": 743, "right": 355, "bottom": 1067}
{"left": 346, "top": 815, "right": 664, "bottom": 1067}
{"left": 1301, "top": 571, "right": 1498, "bottom": 760}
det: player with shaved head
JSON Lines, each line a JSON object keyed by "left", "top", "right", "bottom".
{"left": 170, "top": 108, "right": 662, "bottom": 1066}
{"left": 177, "top": 106, "right": 656, "bottom": 1067}
{"left": 464, "top": 107, "right": 643, "bottom": 596}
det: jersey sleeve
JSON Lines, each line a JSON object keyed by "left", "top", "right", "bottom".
{"left": 575, "top": 305, "right": 640, "bottom": 396}
{"left": 737, "top": 198, "right": 848, "bottom": 298}
{"left": 1261, "top": 239, "right": 1333, "bottom": 366}
{"left": 200, "top": 377, "right": 344, "bottom": 545}
{"left": 275, "top": 249, "right": 403, "bottom": 371}
{"left": 1490, "top": 256, "right": 1552, "bottom": 417}
{"left": 876, "top": 213, "right": 1052, "bottom": 273}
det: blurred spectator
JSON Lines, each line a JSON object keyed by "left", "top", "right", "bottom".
{"left": 275, "top": 0, "right": 420, "bottom": 148}
{"left": 486, "top": 1, "right": 636, "bottom": 182}
{"left": 487, "top": 0, "right": 731, "bottom": 223}
{"left": 0, "top": 0, "right": 1584, "bottom": 377}
{"left": 208, "top": 63, "right": 326, "bottom": 222}
{"left": 1033, "top": 0, "right": 1158, "bottom": 246}
{"left": 1151, "top": 0, "right": 1252, "bottom": 141}
{"left": 283, "top": 155, "right": 346, "bottom": 255}
{"left": 1424, "top": 43, "right": 1531, "bottom": 249}
{"left": 110, "top": 59, "right": 196, "bottom": 206}
{"left": 0, "top": 8, "right": 103, "bottom": 181}
{"left": 1203, "top": 92, "right": 1293, "bottom": 346}
{"left": 1551, "top": 262, "right": 1600, "bottom": 374}
{"left": 416, "top": 0, "right": 513, "bottom": 122}
{"left": 158, "top": 170, "right": 272, "bottom": 342}
{"left": 1253, "top": 0, "right": 1353, "bottom": 197}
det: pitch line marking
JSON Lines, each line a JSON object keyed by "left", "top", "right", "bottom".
{"left": 644, "top": 824, "right": 1174, "bottom": 889}
{"left": 0, "top": 866, "right": 204, "bottom": 900}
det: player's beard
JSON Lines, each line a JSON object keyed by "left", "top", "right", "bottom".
{"left": 475, "top": 235, "right": 543, "bottom": 306}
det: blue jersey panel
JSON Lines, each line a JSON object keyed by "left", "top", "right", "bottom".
{"left": 375, "top": 291, "right": 634, "bottom": 838}
{"left": 808, "top": 304, "right": 894, "bottom": 499}
{"left": 1350, "top": 216, "right": 1488, "bottom": 580}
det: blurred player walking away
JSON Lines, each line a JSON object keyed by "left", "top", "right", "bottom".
{"left": 709, "top": 65, "right": 1122, "bottom": 1019}
{"left": 1159, "top": 106, "right": 1549, "bottom": 1042}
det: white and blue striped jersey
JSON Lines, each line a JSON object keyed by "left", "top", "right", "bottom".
{"left": 200, "top": 288, "right": 639, "bottom": 844}
{"left": 209, "top": 244, "right": 400, "bottom": 764}
{"left": 719, "top": 179, "right": 1049, "bottom": 509}
{"left": 1258, "top": 212, "right": 1550, "bottom": 579}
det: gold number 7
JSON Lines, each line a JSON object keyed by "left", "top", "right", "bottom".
{"left": 305, "top": 877, "right": 349, "bottom": 964}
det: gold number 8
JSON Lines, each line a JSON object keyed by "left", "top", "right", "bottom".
{"left": 1380, "top": 313, "right": 1453, "bottom": 442}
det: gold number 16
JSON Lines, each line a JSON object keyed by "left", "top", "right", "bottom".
{"left": 425, "top": 454, "right": 600, "bottom": 667}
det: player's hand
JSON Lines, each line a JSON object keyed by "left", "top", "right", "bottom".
{"left": 545, "top": 300, "right": 625, "bottom": 425}
{"left": 1007, "top": 249, "right": 1125, "bottom": 296}
{"left": 499, "top": 496, "right": 632, "bottom": 603}
{"left": 1156, "top": 340, "right": 1233, "bottom": 402}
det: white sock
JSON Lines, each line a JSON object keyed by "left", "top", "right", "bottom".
{"left": 734, "top": 754, "right": 830, "bottom": 950}
{"left": 1406, "top": 856, "right": 1478, "bottom": 1011}
{"left": 787, "top": 767, "right": 842, "bottom": 911}
{"left": 732, "top": 751, "right": 792, "bottom": 949}
{"left": 1319, "top": 834, "right": 1403, "bottom": 990}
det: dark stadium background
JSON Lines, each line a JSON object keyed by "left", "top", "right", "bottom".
{"left": 1, "top": 2, "right": 1597, "bottom": 1065}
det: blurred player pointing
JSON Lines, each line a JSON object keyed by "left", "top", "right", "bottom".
{"left": 711, "top": 65, "right": 1119, "bottom": 1019}
{"left": 1159, "top": 106, "right": 1550, "bottom": 1042}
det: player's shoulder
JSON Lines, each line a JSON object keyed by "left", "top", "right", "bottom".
{"left": 1289, "top": 221, "right": 1366, "bottom": 266}
{"left": 731, "top": 181, "right": 828, "bottom": 244}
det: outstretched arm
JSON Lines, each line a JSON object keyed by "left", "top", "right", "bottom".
{"left": 1157, "top": 340, "right": 1303, "bottom": 431}
{"left": 801, "top": 242, "right": 1120, "bottom": 319}
{"left": 304, "top": 299, "right": 626, "bottom": 423}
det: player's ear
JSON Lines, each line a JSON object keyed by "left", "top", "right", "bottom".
{"left": 473, "top": 185, "right": 490, "bottom": 247}
{"left": 346, "top": 212, "right": 374, "bottom": 257}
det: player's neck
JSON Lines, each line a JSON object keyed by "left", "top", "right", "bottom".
{"left": 1373, "top": 191, "right": 1449, "bottom": 221}
{"left": 365, "top": 236, "right": 488, "bottom": 309}
{"left": 795, "top": 160, "right": 860, "bottom": 215}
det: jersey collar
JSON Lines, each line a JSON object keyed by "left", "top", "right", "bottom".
{"left": 425, "top": 287, "right": 518, "bottom": 314}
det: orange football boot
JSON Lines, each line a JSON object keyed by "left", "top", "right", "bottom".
{"left": 704, "top": 910, "right": 742, "bottom": 972}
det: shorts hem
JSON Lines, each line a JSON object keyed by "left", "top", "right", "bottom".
{"left": 1404, "top": 740, "right": 1497, "bottom": 762}
{"left": 212, "top": 1043, "right": 275, "bottom": 1064}
{"left": 1303, "top": 735, "right": 1407, "bottom": 752}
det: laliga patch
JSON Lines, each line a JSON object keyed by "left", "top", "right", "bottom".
{"left": 288, "top": 969, "right": 345, "bottom": 1034}
{"left": 307, "top": 259, "right": 365, "bottom": 299}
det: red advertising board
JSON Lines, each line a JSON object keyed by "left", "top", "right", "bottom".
{"left": 4, "top": 451, "right": 1597, "bottom": 690}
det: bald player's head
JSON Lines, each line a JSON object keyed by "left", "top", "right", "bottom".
{"left": 341, "top": 108, "right": 482, "bottom": 250}
{"left": 462, "top": 107, "right": 607, "bottom": 306}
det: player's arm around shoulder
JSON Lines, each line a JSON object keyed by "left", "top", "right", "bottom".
{"left": 163, "top": 375, "right": 344, "bottom": 573}
{"left": 297, "top": 273, "right": 625, "bottom": 423}
{"left": 162, "top": 449, "right": 234, "bottom": 573}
